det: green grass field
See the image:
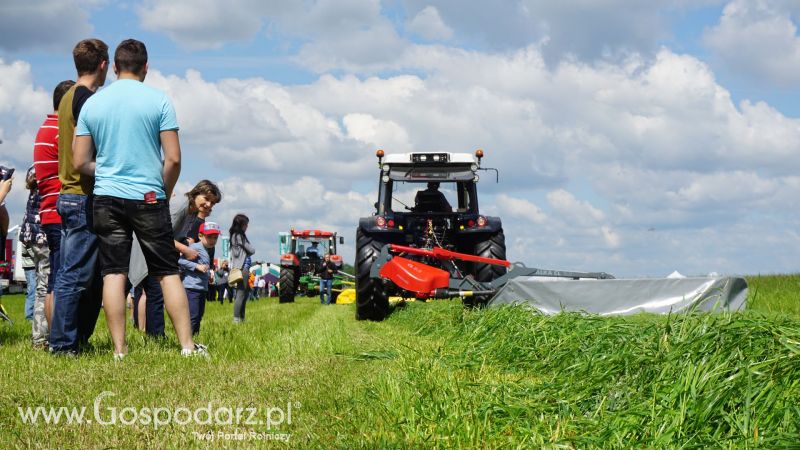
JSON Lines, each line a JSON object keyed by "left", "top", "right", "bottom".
{"left": 1, "top": 275, "right": 799, "bottom": 448}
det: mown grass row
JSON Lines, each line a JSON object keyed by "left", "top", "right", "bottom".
{"left": 0, "top": 274, "right": 798, "bottom": 448}
{"left": 331, "top": 296, "right": 800, "bottom": 448}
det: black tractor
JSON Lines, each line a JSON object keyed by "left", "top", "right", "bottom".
{"left": 355, "top": 150, "right": 506, "bottom": 321}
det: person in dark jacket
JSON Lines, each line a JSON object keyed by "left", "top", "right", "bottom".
{"left": 317, "top": 253, "right": 337, "bottom": 305}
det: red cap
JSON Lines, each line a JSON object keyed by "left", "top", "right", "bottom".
{"left": 199, "top": 221, "right": 221, "bottom": 235}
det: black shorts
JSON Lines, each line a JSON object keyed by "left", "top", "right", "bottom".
{"left": 92, "top": 195, "right": 179, "bottom": 278}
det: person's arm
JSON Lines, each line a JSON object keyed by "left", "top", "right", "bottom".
{"left": 242, "top": 237, "right": 256, "bottom": 255}
{"left": 161, "top": 130, "right": 181, "bottom": 199}
{"left": 175, "top": 240, "right": 199, "bottom": 260}
{"left": 73, "top": 135, "right": 96, "bottom": 176}
{"left": 178, "top": 255, "right": 198, "bottom": 272}
{"left": 0, "top": 179, "right": 12, "bottom": 205}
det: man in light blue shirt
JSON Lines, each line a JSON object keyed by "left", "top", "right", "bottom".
{"left": 77, "top": 77, "right": 178, "bottom": 200}
{"left": 73, "top": 39, "right": 206, "bottom": 359}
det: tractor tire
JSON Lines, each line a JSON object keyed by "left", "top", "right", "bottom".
{"left": 355, "top": 228, "right": 389, "bottom": 321}
{"left": 468, "top": 230, "right": 507, "bottom": 307}
{"left": 279, "top": 267, "right": 296, "bottom": 303}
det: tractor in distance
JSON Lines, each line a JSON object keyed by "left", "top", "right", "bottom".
{"left": 278, "top": 229, "right": 345, "bottom": 303}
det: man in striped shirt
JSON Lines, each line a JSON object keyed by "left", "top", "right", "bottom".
{"left": 33, "top": 80, "right": 74, "bottom": 331}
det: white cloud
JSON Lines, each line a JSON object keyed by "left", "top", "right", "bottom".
{"left": 547, "top": 189, "right": 605, "bottom": 224}
{"left": 705, "top": 0, "right": 800, "bottom": 86}
{"left": 137, "top": 0, "right": 298, "bottom": 50}
{"left": 494, "top": 194, "right": 547, "bottom": 224}
{"left": 406, "top": 6, "right": 453, "bottom": 41}
{"left": 400, "top": 0, "right": 719, "bottom": 62}
{"left": 0, "top": 59, "right": 51, "bottom": 167}
{"left": 343, "top": 113, "right": 411, "bottom": 150}
{"left": 0, "top": 1, "right": 92, "bottom": 52}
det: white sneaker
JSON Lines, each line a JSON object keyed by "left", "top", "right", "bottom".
{"left": 181, "top": 343, "right": 209, "bottom": 357}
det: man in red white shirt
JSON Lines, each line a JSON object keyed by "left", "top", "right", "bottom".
{"left": 33, "top": 80, "right": 75, "bottom": 325}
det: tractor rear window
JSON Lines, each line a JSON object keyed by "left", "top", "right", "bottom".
{"left": 388, "top": 181, "right": 474, "bottom": 213}
{"left": 389, "top": 167, "right": 475, "bottom": 182}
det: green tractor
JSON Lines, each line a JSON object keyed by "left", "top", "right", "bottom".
{"left": 278, "top": 229, "right": 349, "bottom": 303}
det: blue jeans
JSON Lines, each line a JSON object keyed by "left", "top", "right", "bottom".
{"left": 42, "top": 224, "right": 62, "bottom": 293}
{"left": 50, "top": 194, "right": 102, "bottom": 352}
{"left": 24, "top": 268, "right": 36, "bottom": 320}
{"left": 320, "top": 279, "right": 333, "bottom": 305}
{"left": 186, "top": 288, "right": 206, "bottom": 335}
{"left": 133, "top": 275, "right": 166, "bottom": 337}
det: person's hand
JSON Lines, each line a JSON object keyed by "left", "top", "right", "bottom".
{"left": 183, "top": 247, "right": 199, "bottom": 260}
{"left": 197, "top": 264, "right": 209, "bottom": 273}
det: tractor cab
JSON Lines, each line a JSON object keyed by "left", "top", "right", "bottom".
{"left": 361, "top": 150, "right": 500, "bottom": 254}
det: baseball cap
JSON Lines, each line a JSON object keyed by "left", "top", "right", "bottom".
{"left": 200, "top": 221, "right": 221, "bottom": 235}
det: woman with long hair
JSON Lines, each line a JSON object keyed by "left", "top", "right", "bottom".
{"left": 229, "top": 214, "right": 255, "bottom": 323}
{"left": 129, "top": 179, "right": 222, "bottom": 336}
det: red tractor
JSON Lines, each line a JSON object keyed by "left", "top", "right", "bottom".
{"left": 278, "top": 229, "right": 344, "bottom": 303}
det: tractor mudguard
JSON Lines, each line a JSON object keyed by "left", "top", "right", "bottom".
{"left": 280, "top": 253, "right": 299, "bottom": 267}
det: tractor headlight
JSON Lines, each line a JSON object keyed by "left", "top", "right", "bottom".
{"left": 473, "top": 174, "right": 480, "bottom": 182}
{"left": 470, "top": 164, "right": 478, "bottom": 172}
{"left": 382, "top": 164, "right": 390, "bottom": 172}
{"left": 382, "top": 175, "right": 390, "bottom": 183}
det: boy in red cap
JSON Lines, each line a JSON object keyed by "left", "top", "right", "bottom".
{"left": 178, "top": 221, "right": 220, "bottom": 335}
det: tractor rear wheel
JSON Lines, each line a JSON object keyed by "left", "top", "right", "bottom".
{"left": 355, "top": 228, "right": 389, "bottom": 321}
{"left": 279, "top": 267, "right": 296, "bottom": 303}
{"left": 468, "top": 230, "right": 507, "bottom": 307}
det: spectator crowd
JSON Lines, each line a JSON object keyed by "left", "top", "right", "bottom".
{"left": 0, "top": 38, "right": 284, "bottom": 359}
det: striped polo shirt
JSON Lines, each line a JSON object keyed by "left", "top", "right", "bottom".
{"left": 33, "top": 114, "right": 62, "bottom": 224}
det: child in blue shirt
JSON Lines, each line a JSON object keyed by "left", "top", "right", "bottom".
{"left": 178, "top": 221, "right": 220, "bottom": 335}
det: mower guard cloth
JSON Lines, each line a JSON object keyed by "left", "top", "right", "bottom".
{"left": 488, "top": 276, "right": 748, "bottom": 315}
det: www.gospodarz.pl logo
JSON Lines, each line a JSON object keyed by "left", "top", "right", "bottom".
{"left": 18, "top": 391, "right": 298, "bottom": 432}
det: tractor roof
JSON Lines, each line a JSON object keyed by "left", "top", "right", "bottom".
{"left": 290, "top": 229, "right": 336, "bottom": 238}
{"left": 383, "top": 152, "right": 477, "bottom": 165}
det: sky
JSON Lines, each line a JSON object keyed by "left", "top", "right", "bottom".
{"left": 1, "top": 0, "right": 799, "bottom": 277}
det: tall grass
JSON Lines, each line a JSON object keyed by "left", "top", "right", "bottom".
{"left": 0, "top": 274, "right": 798, "bottom": 448}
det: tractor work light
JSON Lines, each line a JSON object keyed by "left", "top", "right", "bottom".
{"left": 375, "top": 216, "right": 387, "bottom": 228}
{"left": 477, "top": 216, "right": 487, "bottom": 227}
{"left": 411, "top": 153, "right": 450, "bottom": 163}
